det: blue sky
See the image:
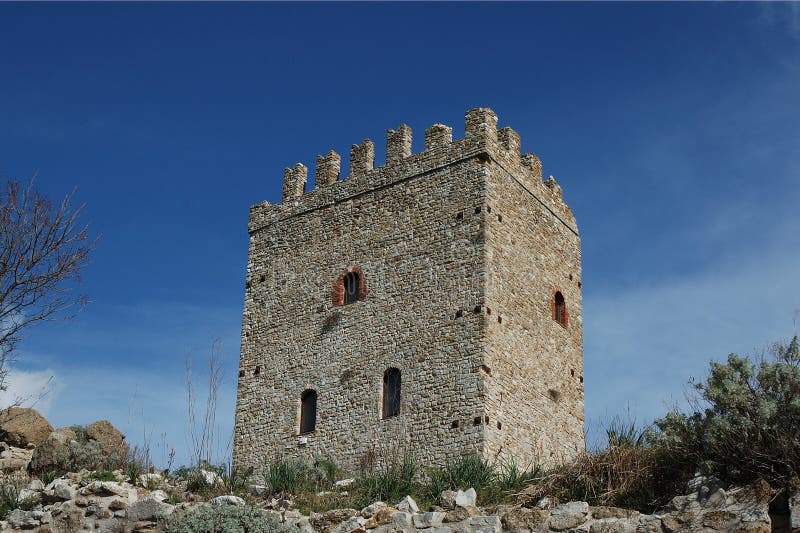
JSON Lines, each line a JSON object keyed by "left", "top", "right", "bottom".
{"left": 1, "top": 2, "right": 799, "bottom": 465}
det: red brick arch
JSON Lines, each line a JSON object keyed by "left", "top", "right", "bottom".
{"left": 332, "top": 266, "right": 367, "bottom": 306}
{"left": 551, "top": 287, "right": 569, "bottom": 329}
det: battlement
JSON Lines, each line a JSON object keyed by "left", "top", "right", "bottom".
{"left": 250, "top": 108, "right": 576, "bottom": 234}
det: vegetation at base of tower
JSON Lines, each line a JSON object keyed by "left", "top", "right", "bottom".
{"left": 652, "top": 335, "right": 800, "bottom": 490}
{"left": 0, "top": 178, "right": 94, "bottom": 397}
{"left": 162, "top": 504, "right": 298, "bottom": 533}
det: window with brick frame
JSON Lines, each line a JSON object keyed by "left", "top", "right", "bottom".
{"left": 553, "top": 290, "right": 568, "bottom": 328}
{"left": 332, "top": 267, "right": 367, "bottom": 306}
{"left": 382, "top": 368, "right": 401, "bottom": 419}
{"left": 299, "top": 389, "right": 317, "bottom": 434}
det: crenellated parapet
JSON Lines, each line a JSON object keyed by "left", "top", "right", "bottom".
{"left": 255, "top": 108, "right": 576, "bottom": 234}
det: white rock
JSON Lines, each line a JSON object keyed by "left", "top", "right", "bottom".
{"left": 27, "top": 479, "right": 44, "bottom": 491}
{"left": 361, "top": 501, "right": 387, "bottom": 518}
{"left": 392, "top": 511, "right": 414, "bottom": 528}
{"left": 48, "top": 479, "right": 75, "bottom": 501}
{"left": 211, "top": 495, "right": 246, "bottom": 507}
{"left": 455, "top": 488, "right": 477, "bottom": 507}
{"left": 397, "top": 495, "right": 420, "bottom": 513}
{"left": 334, "top": 478, "right": 356, "bottom": 487}
{"left": 551, "top": 501, "right": 589, "bottom": 516}
{"left": 149, "top": 489, "right": 169, "bottom": 502}
{"left": 414, "top": 511, "right": 447, "bottom": 528}
{"left": 200, "top": 468, "right": 222, "bottom": 486}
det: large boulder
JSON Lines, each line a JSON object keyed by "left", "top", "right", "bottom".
{"left": 85, "top": 420, "right": 129, "bottom": 459}
{"left": 0, "top": 407, "right": 53, "bottom": 448}
{"left": 28, "top": 427, "right": 77, "bottom": 476}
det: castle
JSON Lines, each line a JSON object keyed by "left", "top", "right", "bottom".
{"left": 233, "top": 108, "right": 585, "bottom": 472}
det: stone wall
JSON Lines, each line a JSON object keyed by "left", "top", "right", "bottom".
{"left": 234, "top": 108, "right": 584, "bottom": 472}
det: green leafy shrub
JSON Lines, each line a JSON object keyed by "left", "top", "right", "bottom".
{"left": 87, "top": 470, "right": 117, "bottom": 482}
{"left": 653, "top": 335, "right": 800, "bottom": 489}
{"left": 162, "top": 505, "right": 298, "bottom": 533}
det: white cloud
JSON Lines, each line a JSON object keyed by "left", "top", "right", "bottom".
{"left": 0, "top": 368, "right": 60, "bottom": 415}
{"left": 584, "top": 213, "right": 800, "bottom": 446}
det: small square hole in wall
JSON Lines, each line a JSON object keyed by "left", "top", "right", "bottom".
{"left": 496, "top": 421, "right": 502, "bottom": 430}
{"left": 455, "top": 310, "right": 463, "bottom": 319}
{"left": 451, "top": 420, "right": 460, "bottom": 429}
{"left": 456, "top": 212, "right": 463, "bottom": 220}
{"left": 487, "top": 205, "right": 492, "bottom": 213}
{"left": 497, "top": 316, "right": 503, "bottom": 324}
{"left": 475, "top": 206, "right": 481, "bottom": 214}
{"left": 486, "top": 307, "right": 491, "bottom": 315}
{"left": 580, "top": 376, "right": 584, "bottom": 383}
{"left": 473, "top": 416, "right": 482, "bottom": 426}
{"left": 571, "top": 369, "right": 575, "bottom": 377}
{"left": 578, "top": 281, "right": 582, "bottom": 288}
{"left": 497, "top": 214, "right": 503, "bottom": 223}
{"left": 238, "top": 370, "right": 245, "bottom": 378}
{"left": 260, "top": 274, "right": 266, "bottom": 283}
{"left": 569, "top": 274, "right": 573, "bottom": 281}
{"left": 485, "top": 416, "right": 490, "bottom": 424}
{"left": 245, "top": 280, "right": 251, "bottom": 289}
{"left": 254, "top": 366, "right": 261, "bottom": 376}
{"left": 474, "top": 305, "right": 482, "bottom": 314}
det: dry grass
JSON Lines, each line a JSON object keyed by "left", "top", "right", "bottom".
{"left": 518, "top": 445, "right": 693, "bottom": 513}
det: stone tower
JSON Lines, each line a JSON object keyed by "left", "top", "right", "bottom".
{"left": 233, "top": 108, "right": 584, "bottom": 473}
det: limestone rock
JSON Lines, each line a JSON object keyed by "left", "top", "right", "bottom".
{"left": 361, "top": 501, "right": 387, "bottom": 518}
{"left": 126, "top": 496, "right": 175, "bottom": 522}
{"left": 44, "top": 479, "right": 75, "bottom": 502}
{"left": 549, "top": 501, "right": 589, "bottom": 531}
{"left": 85, "top": 420, "right": 129, "bottom": 458}
{"left": 364, "top": 507, "right": 398, "bottom": 528}
{"left": 468, "top": 515, "right": 502, "bottom": 533}
{"left": 397, "top": 495, "right": 420, "bottom": 513}
{"left": 455, "top": 488, "right": 477, "bottom": 507}
{"left": 311, "top": 508, "right": 359, "bottom": 532}
{"left": 7, "top": 508, "right": 40, "bottom": 529}
{"left": 0, "top": 407, "right": 53, "bottom": 448}
{"left": 211, "top": 494, "right": 246, "bottom": 507}
{"left": 439, "top": 490, "right": 457, "bottom": 510}
{"left": 501, "top": 506, "right": 549, "bottom": 530}
{"left": 414, "top": 511, "right": 447, "bottom": 528}
{"left": 27, "top": 428, "right": 77, "bottom": 476}
{"left": 444, "top": 504, "right": 480, "bottom": 523}
{"left": 590, "top": 518, "right": 636, "bottom": 533}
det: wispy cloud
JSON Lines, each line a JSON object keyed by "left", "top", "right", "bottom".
{"left": 0, "top": 368, "right": 60, "bottom": 415}
{"left": 584, "top": 209, "right": 800, "bottom": 445}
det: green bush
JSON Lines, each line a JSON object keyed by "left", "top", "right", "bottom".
{"left": 653, "top": 335, "right": 800, "bottom": 489}
{"left": 162, "top": 505, "right": 298, "bottom": 533}
{"left": 261, "top": 457, "right": 340, "bottom": 496}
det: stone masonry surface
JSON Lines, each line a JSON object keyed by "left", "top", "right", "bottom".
{"left": 233, "top": 108, "right": 585, "bottom": 473}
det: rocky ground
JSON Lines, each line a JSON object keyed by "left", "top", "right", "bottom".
{"left": 0, "top": 408, "right": 797, "bottom": 533}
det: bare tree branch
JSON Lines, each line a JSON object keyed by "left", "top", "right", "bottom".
{"left": 0, "top": 178, "right": 95, "bottom": 394}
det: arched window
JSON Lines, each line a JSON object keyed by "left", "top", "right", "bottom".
{"left": 299, "top": 389, "right": 317, "bottom": 434}
{"left": 344, "top": 272, "right": 360, "bottom": 305}
{"left": 382, "top": 368, "right": 401, "bottom": 419}
{"left": 333, "top": 267, "right": 366, "bottom": 306}
{"left": 553, "top": 291, "right": 568, "bottom": 328}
